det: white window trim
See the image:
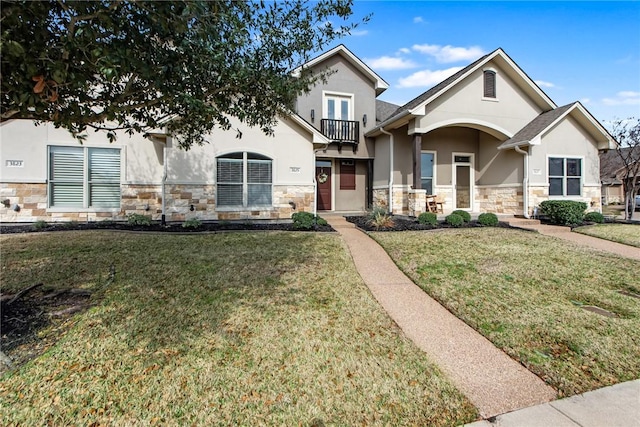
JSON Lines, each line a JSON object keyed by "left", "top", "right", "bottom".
{"left": 452, "top": 152, "right": 475, "bottom": 211}
{"left": 322, "top": 91, "right": 354, "bottom": 120}
{"left": 215, "top": 151, "right": 274, "bottom": 209}
{"left": 481, "top": 67, "right": 499, "bottom": 101}
{"left": 47, "top": 145, "right": 122, "bottom": 209}
{"left": 420, "top": 150, "right": 437, "bottom": 194}
{"left": 547, "top": 155, "right": 584, "bottom": 198}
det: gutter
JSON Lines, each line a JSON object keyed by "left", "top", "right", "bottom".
{"left": 379, "top": 127, "right": 394, "bottom": 214}
{"left": 514, "top": 145, "right": 530, "bottom": 218}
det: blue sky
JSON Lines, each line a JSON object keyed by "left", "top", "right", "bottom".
{"left": 331, "top": 1, "right": 640, "bottom": 125}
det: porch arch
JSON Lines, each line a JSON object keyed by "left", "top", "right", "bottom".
{"left": 414, "top": 118, "right": 513, "bottom": 141}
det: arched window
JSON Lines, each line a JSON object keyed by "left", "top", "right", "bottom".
{"left": 483, "top": 70, "right": 496, "bottom": 98}
{"left": 217, "top": 152, "right": 272, "bottom": 207}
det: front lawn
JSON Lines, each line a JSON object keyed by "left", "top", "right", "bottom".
{"left": 0, "top": 231, "right": 476, "bottom": 426}
{"left": 574, "top": 223, "right": 640, "bottom": 248}
{"left": 373, "top": 228, "right": 640, "bottom": 397}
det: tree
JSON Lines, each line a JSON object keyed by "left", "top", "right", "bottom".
{"left": 611, "top": 118, "right": 640, "bottom": 220}
{"left": 1, "top": 0, "right": 367, "bottom": 148}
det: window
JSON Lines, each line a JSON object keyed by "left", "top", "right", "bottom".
{"left": 324, "top": 94, "right": 352, "bottom": 120}
{"left": 483, "top": 70, "right": 496, "bottom": 98}
{"left": 340, "top": 160, "right": 355, "bottom": 190}
{"left": 217, "top": 152, "right": 272, "bottom": 207}
{"left": 48, "top": 146, "right": 121, "bottom": 208}
{"left": 420, "top": 152, "right": 435, "bottom": 194}
{"left": 549, "top": 157, "right": 582, "bottom": 196}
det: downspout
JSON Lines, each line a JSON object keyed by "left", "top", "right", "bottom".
{"left": 514, "top": 145, "right": 530, "bottom": 218}
{"left": 379, "top": 127, "right": 394, "bottom": 214}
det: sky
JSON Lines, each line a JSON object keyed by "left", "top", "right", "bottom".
{"left": 329, "top": 1, "right": 640, "bottom": 126}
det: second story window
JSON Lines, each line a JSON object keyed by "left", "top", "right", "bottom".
{"left": 483, "top": 69, "right": 496, "bottom": 98}
{"left": 324, "top": 93, "right": 352, "bottom": 121}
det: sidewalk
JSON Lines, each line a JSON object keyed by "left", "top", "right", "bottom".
{"left": 505, "top": 218, "right": 640, "bottom": 261}
{"left": 464, "top": 379, "right": 640, "bottom": 427}
{"left": 324, "top": 215, "right": 639, "bottom": 424}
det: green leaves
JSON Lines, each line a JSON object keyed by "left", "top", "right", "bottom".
{"left": 1, "top": 0, "right": 365, "bottom": 147}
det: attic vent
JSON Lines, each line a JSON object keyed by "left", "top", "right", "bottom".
{"left": 483, "top": 70, "right": 496, "bottom": 98}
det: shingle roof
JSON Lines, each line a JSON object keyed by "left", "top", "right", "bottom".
{"left": 600, "top": 146, "right": 640, "bottom": 184}
{"left": 376, "top": 100, "right": 401, "bottom": 123}
{"left": 501, "top": 103, "right": 575, "bottom": 146}
{"left": 392, "top": 51, "right": 494, "bottom": 116}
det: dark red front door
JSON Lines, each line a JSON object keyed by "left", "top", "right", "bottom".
{"left": 316, "top": 162, "right": 332, "bottom": 210}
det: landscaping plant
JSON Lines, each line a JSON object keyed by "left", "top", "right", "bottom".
{"left": 539, "top": 200, "right": 587, "bottom": 225}
{"left": 477, "top": 212, "right": 499, "bottom": 227}
{"left": 451, "top": 210, "right": 471, "bottom": 223}
{"left": 445, "top": 213, "right": 464, "bottom": 227}
{"left": 417, "top": 212, "right": 438, "bottom": 226}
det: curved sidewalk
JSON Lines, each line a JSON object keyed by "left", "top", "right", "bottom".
{"left": 325, "top": 215, "right": 557, "bottom": 418}
{"left": 506, "top": 220, "right": 640, "bottom": 261}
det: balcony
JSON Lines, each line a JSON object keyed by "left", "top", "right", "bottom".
{"left": 320, "top": 119, "right": 359, "bottom": 151}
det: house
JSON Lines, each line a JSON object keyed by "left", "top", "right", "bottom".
{"left": 599, "top": 146, "right": 640, "bottom": 205}
{"left": 0, "top": 45, "right": 616, "bottom": 223}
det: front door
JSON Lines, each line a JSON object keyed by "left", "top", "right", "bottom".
{"left": 316, "top": 160, "right": 332, "bottom": 210}
{"left": 453, "top": 154, "right": 474, "bottom": 210}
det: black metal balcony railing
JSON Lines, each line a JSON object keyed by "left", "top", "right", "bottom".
{"left": 320, "top": 119, "right": 359, "bottom": 145}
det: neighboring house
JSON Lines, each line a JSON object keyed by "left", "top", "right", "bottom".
{"left": 599, "top": 146, "right": 640, "bottom": 205}
{"left": 0, "top": 45, "right": 616, "bottom": 223}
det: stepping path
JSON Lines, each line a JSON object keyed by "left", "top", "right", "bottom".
{"left": 324, "top": 215, "right": 557, "bottom": 418}
{"left": 505, "top": 218, "right": 640, "bottom": 261}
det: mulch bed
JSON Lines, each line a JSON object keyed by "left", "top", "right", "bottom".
{"left": 345, "top": 215, "right": 513, "bottom": 232}
{"left": 0, "top": 221, "right": 334, "bottom": 234}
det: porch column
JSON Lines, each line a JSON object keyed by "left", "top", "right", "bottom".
{"left": 412, "top": 133, "right": 422, "bottom": 190}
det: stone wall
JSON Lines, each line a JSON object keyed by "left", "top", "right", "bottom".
{"left": 0, "top": 182, "right": 314, "bottom": 223}
{"left": 476, "top": 186, "right": 523, "bottom": 214}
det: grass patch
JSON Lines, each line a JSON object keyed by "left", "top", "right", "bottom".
{"left": 0, "top": 231, "right": 476, "bottom": 426}
{"left": 373, "top": 228, "right": 640, "bottom": 397}
{"left": 574, "top": 224, "right": 640, "bottom": 248}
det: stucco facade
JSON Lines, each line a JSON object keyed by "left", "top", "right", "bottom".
{"left": 0, "top": 46, "right": 615, "bottom": 223}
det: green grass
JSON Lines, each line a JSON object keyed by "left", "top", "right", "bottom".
{"left": 372, "top": 228, "right": 640, "bottom": 397}
{"left": 0, "top": 231, "right": 476, "bottom": 426}
{"left": 574, "top": 224, "right": 640, "bottom": 248}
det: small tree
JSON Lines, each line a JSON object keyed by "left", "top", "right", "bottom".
{"left": 611, "top": 118, "right": 640, "bottom": 220}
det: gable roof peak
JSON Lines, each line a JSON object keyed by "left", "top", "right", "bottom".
{"left": 294, "top": 44, "right": 389, "bottom": 95}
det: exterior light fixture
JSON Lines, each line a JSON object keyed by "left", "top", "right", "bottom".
{"left": 362, "top": 114, "right": 367, "bottom": 126}
{"left": 310, "top": 109, "right": 315, "bottom": 121}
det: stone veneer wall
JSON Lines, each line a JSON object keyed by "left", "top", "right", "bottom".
{"left": 476, "top": 186, "right": 523, "bottom": 215}
{"left": 0, "top": 182, "right": 314, "bottom": 223}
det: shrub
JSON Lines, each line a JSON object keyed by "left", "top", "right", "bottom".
{"left": 583, "top": 211, "right": 605, "bottom": 224}
{"left": 291, "top": 212, "right": 326, "bottom": 230}
{"left": 477, "top": 212, "right": 499, "bottom": 227}
{"left": 367, "top": 207, "right": 395, "bottom": 229}
{"left": 539, "top": 200, "right": 587, "bottom": 225}
{"left": 418, "top": 212, "right": 438, "bottom": 226}
{"left": 445, "top": 213, "right": 464, "bottom": 227}
{"left": 127, "top": 213, "right": 152, "bottom": 226}
{"left": 182, "top": 218, "right": 202, "bottom": 229}
{"left": 33, "top": 220, "right": 48, "bottom": 230}
{"left": 451, "top": 209, "right": 471, "bottom": 223}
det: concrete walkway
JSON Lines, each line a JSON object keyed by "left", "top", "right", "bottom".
{"left": 465, "top": 379, "right": 640, "bottom": 427}
{"left": 506, "top": 218, "right": 640, "bottom": 261}
{"left": 325, "top": 215, "right": 557, "bottom": 418}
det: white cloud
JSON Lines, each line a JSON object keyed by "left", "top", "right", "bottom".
{"left": 580, "top": 98, "right": 591, "bottom": 105}
{"left": 365, "top": 56, "right": 418, "bottom": 70}
{"left": 535, "top": 80, "right": 555, "bottom": 88}
{"left": 350, "top": 29, "right": 369, "bottom": 36}
{"left": 412, "top": 44, "right": 485, "bottom": 63}
{"left": 413, "top": 16, "right": 424, "bottom": 23}
{"left": 397, "top": 47, "right": 411, "bottom": 55}
{"left": 397, "top": 67, "right": 463, "bottom": 88}
{"left": 602, "top": 91, "right": 640, "bottom": 106}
